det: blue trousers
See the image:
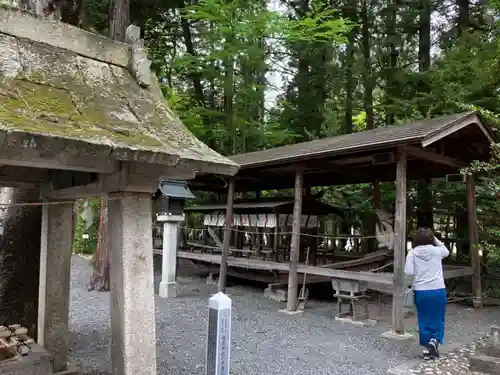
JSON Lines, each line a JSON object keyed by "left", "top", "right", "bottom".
{"left": 414, "top": 288, "right": 447, "bottom": 346}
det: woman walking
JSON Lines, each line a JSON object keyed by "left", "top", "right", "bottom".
{"left": 405, "top": 228, "right": 449, "bottom": 360}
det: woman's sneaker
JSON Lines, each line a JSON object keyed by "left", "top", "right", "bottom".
{"left": 428, "top": 338, "right": 440, "bottom": 358}
{"left": 421, "top": 347, "right": 431, "bottom": 360}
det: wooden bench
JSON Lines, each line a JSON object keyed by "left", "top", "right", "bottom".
{"left": 185, "top": 241, "right": 273, "bottom": 260}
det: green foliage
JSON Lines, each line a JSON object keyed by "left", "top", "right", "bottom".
{"left": 80, "top": 0, "right": 500, "bottom": 271}
{"left": 72, "top": 199, "right": 101, "bottom": 255}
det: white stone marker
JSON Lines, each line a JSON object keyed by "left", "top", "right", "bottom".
{"left": 206, "top": 292, "right": 232, "bottom": 375}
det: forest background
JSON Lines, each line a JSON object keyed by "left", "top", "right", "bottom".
{"left": 40, "top": 0, "right": 500, "bottom": 294}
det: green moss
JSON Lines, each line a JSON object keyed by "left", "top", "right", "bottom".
{"left": 0, "top": 79, "right": 165, "bottom": 148}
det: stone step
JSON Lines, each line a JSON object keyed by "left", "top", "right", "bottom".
{"left": 485, "top": 346, "right": 500, "bottom": 358}
{"left": 469, "top": 354, "right": 500, "bottom": 374}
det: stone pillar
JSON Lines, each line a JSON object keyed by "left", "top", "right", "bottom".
{"left": 108, "top": 193, "right": 157, "bottom": 375}
{"left": 37, "top": 200, "right": 74, "bottom": 372}
{"left": 158, "top": 214, "right": 184, "bottom": 298}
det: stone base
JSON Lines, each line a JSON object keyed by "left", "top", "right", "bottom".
{"left": 472, "top": 297, "right": 483, "bottom": 309}
{"left": 206, "top": 273, "right": 218, "bottom": 285}
{"left": 404, "top": 308, "right": 415, "bottom": 317}
{"left": 469, "top": 354, "right": 500, "bottom": 374}
{"left": 0, "top": 344, "right": 53, "bottom": 374}
{"left": 264, "top": 283, "right": 287, "bottom": 302}
{"left": 279, "top": 309, "right": 303, "bottom": 315}
{"left": 381, "top": 330, "right": 414, "bottom": 341}
{"left": 335, "top": 316, "right": 378, "bottom": 327}
{"left": 158, "top": 281, "right": 177, "bottom": 298}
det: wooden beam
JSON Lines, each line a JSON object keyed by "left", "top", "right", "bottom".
{"left": 467, "top": 174, "right": 482, "bottom": 308}
{"left": 392, "top": 150, "right": 407, "bottom": 334}
{"left": 286, "top": 167, "right": 304, "bottom": 312}
{"left": 278, "top": 159, "right": 372, "bottom": 180}
{"left": 219, "top": 178, "right": 235, "bottom": 293}
{"left": 329, "top": 156, "right": 373, "bottom": 165}
{"left": 403, "top": 145, "right": 466, "bottom": 169}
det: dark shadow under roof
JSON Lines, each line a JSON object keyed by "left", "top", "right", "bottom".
{"left": 186, "top": 198, "right": 345, "bottom": 216}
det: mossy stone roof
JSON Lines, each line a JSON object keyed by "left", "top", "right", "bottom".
{"left": 0, "top": 9, "right": 238, "bottom": 175}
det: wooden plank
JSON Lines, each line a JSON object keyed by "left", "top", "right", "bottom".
{"left": 287, "top": 167, "right": 304, "bottom": 311}
{"left": 403, "top": 145, "right": 466, "bottom": 169}
{"left": 177, "top": 251, "right": 394, "bottom": 284}
{"left": 467, "top": 174, "right": 482, "bottom": 308}
{"left": 219, "top": 178, "right": 235, "bottom": 293}
{"left": 393, "top": 149, "right": 407, "bottom": 334}
{"left": 321, "top": 249, "right": 391, "bottom": 270}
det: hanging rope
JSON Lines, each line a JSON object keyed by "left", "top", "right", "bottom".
{"left": 0, "top": 192, "right": 139, "bottom": 209}
{"left": 177, "top": 224, "right": 398, "bottom": 240}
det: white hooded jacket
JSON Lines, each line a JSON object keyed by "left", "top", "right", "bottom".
{"left": 404, "top": 238, "right": 450, "bottom": 291}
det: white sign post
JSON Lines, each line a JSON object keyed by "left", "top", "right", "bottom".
{"left": 206, "top": 292, "right": 231, "bottom": 375}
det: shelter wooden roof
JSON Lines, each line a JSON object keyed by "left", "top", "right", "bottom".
{"left": 190, "top": 111, "right": 495, "bottom": 192}
{"left": 231, "top": 112, "right": 493, "bottom": 168}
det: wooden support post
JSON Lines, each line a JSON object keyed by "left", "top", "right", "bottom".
{"left": 467, "top": 174, "right": 482, "bottom": 308}
{"left": 392, "top": 150, "right": 407, "bottom": 334}
{"left": 286, "top": 167, "right": 304, "bottom": 312}
{"left": 373, "top": 181, "right": 381, "bottom": 209}
{"left": 273, "top": 209, "right": 279, "bottom": 261}
{"left": 219, "top": 178, "right": 235, "bottom": 293}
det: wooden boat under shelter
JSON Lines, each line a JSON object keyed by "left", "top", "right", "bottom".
{"left": 177, "top": 196, "right": 392, "bottom": 284}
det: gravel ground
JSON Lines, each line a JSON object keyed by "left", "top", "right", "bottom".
{"left": 68, "top": 256, "right": 500, "bottom": 375}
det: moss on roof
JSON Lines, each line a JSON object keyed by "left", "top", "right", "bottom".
{"left": 0, "top": 28, "right": 238, "bottom": 172}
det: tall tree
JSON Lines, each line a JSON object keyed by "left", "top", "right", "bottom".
{"left": 416, "top": 0, "right": 433, "bottom": 229}
{"left": 457, "top": 0, "right": 470, "bottom": 35}
{"left": 361, "top": 0, "right": 374, "bottom": 131}
{"left": 90, "top": 0, "right": 131, "bottom": 291}
{"left": 342, "top": 0, "right": 358, "bottom": 134}
{"left": 109, "top": 0, "right": 130, "bottom": 41}
{"left": 382, "top": 0, "right": 400, "bottom": 125}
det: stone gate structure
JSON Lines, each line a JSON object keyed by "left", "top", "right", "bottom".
{"left": 0, "top": 5, "right": 238, "bottom": 375}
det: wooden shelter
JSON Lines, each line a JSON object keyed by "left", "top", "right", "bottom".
{"left": 189, "top": 111, "right": 494, "bottom": 335}
{"left": 0, "top": 7, "right": 238, "bottom": 375}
